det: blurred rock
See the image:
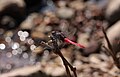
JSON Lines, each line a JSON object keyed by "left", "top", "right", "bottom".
{"left": 0, "top": 16, "right": 16, "bottom": 29}
{"left": 0, "top": 0, "right": 55, "bottom": 29}
{"left": 0, "top": 64, "right": 42, "bottom": 77}
{"left": 69, "top": 0, "right": 86, "bottom": 10}
{"left": 87, "top": 0, "right": 108, "bottom": 8}
{"left": 57, "top": 7, "right": 75, "bottom": 19}
{"left": 83, "top": 40, "right": 99, "bottom": 56}
{"left": 77, "top": 33, "right": 89, "bottom": 47}
{"left": 0, "top": 0, "right": 25, "bottom": 29}
{"left": 57, "top": 1, "right": 67, "bottom": 7}
{"left": 106, "top": 0, "right": 120, "bottom": 26}
{"left": 105, "top": 21, "right": 120, "bottom": 43}
{"left": 89, "top": 54, "right": 101, "bottom": 64}
{"left": 33, "top": 46, "right": 44, "bottom": 54}
{"left": 44, "top": 62, "right": 65, "bottom": 76}
{"left": 51, "top": 67, "right": 65, "bottom": 76}
{"left": 0, "top": 0, "right": 25, "bottom": 12}
{"left": 31, "top": 31, "right": 46, "bottom": 39}
{"left": 20, "top": 13, "right": 39, "bottom": 30}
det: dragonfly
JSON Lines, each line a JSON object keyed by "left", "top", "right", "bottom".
{"left": 41, "top": 19, "right": 85, "bottom": 52}
{"left": 41, "top": 31, "right": 85, "bottom": 77}
{"left": 41, "top": 23, "right": 85, "bottom": 77}
{"left": 57, "top": 20, "right": 85, "bottom": 48}
{"left": 50, "top": 31, "right": 85, "bottom": 48}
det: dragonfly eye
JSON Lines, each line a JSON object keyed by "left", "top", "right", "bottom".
{"left": 51, "top": 31, "right": 65, "bottom": 41}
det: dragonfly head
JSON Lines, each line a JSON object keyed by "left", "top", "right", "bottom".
{"left": 51, "top": 31, "right": 65, "bottom": 41}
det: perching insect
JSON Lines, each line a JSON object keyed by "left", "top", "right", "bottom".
{"left": 41, "top": 31, "right": 85, "bottom": 53}
{"left": 50, "top": 31, "right": 85, "bottom": 48}
{"left": 40, "top": 31, "right": 85, "bottom": 77}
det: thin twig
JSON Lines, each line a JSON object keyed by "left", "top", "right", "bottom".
{"left": 102, "top": 27, "right": 116, "bottom": 56}
{"left": 57, "top": 50, "right": 77, "bottom": 77}
{"left": 53, "top": 38, "right": 77, "bottom": 77}
{"left": 102, "top": 27, "right": 120, "bottom": 69}
{"left": 102, "top": 45, "right": 116, "bottom": 60}
{"left": 63, "top": 58, "right": 72, "bottom": 77}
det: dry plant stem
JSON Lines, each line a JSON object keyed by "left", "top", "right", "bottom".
{"left": 102, "top": 27, "right": 115, "bottom": 55}
{"left": 61, "top": 55, "right": 77, "bottom": 77}
{"left": 102, "top": 45, "right": 114, "bottom": 57}
{"left": 64, "top": 63, "right": 72, "bottom": 77}
{"left": 52, "top": 39, "right": 77, "bottom": 77}
{"left": 102, "top": 27, "right": 120, "bottom": 69}
{"left": 57, "top": 50, "right": 77, "bottom": 77}
{"left": 55, "top": 48, "right": 71, "bottom": 77}
{"left": 62, "top": 57, "right": 72, "bottom": 77}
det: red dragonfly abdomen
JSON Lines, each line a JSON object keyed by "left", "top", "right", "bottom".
{"left": 64, "top": 38, "right": 85, "bottom": 48}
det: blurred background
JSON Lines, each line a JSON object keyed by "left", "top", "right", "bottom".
{"left": 0, "top": 0, "right": 120, "bottom": 77}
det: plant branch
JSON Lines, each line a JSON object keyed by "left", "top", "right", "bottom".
{"left": 102, "top": 27, "right": 120, "bottom": 69}
{"left": 52, "top": 38, "right": 77, "bottom": 77}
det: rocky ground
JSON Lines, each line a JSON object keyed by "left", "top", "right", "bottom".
{"left": 0, "top": 0, "right": 120, "bottom": 77}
